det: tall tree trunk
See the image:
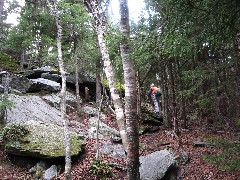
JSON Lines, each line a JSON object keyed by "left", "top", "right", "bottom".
{"left": 47, "top": 1, "right": 71, "bottom": 179}
{"left": 136, "top": 71, "right": 142, "bottom": 122}
{"left": 119, "top": 0, "right": 139, "bottom": 179}
{"left": 72, "top": 30, "right": 82, "bottom": 116}
{"left": 160, "top": 63, "right": 171, "bottom": 127}
{"left": 168, "top": 60, "right": 179, "bottom": 135}
{"left": 96, "top": 58, "right": 102, "bottom": 105}
{"left": 96, "top": 25, "right": 128, "bottom": 150}
{"left": 74, "top": 54, "right": 82, "bottom": 116}
{"left": 84, "top": 0, "right": 128, "bottom": 151}
{"left": 176, "top": 60, "right": 187, "bottom": 129}
{"left": 20, "top": 50, "right": 26, "bottom": 70}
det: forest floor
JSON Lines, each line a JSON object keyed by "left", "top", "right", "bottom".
{"left": 0, "top": 104, "right": 240, "bottom": 180}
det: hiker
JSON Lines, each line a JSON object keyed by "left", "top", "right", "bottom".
{"left": 147, "top": 83, "right": 162, "bottom": 117}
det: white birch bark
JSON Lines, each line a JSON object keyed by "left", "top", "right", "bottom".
{"left": 96, "top": 25, "right": 128, "bottom": 150}
{"left": 47, "top": 1, "right": 71, "bottom": 179}
{"left": 84, "top": 0, "right": 128, "bottom": 151}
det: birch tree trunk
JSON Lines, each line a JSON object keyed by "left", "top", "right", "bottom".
{"left": 84, "top": 0, "right": 128, "bottom": 151}
{"left": 96, "top": 25, "right": 128, "bottom": 150}
{"left": 95, "top": 57, "right": 102, "bottom": 105}
{"left": 119, "top": 0, "right": 139, "bottom": 179}
{"left": 47, "top": 1, "right": 71, "bottom": 179}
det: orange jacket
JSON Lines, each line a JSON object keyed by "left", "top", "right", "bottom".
{"left": 151, "top": 87, "right": 160, "bottom": 94}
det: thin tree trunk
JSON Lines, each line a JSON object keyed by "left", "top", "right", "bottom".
{"left": 47, "top": 1, "right": 71, "bottom": 179}
{"left": 75, "top": 54, "right": 82, "bottom": 116}
{"left": 20, "top": 50, "right": 25, "bottom": 70}
{"left": 96, "top": 95, "right": 103, "bottom": 159}
{"left": 168, "top": 60, "right": 179, "bottom": 135}
{"left": 96, "top": 58, "right": 102, "bottom": 105}
{"left": 176, "top": 60, "right": 187, "bottom": 129}
{"left": 160, "top": 63, "right": 171, "bottom": 127}
{"left": 136, "top": 71, "right": 142, "bottom": 122}
{"left": 119, "top": 0, "right": 139, "bottom": 179}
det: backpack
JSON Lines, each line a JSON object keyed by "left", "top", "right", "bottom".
{"left": 155, "top": 89, "right": 161, "bottom": 96}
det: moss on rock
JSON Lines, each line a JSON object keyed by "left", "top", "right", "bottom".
{"left": 4, "top": 121, "right": 85, "bottom": 159}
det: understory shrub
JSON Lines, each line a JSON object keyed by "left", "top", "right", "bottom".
{"left": 90, "top": 158, "right": 113, "bottom": 178}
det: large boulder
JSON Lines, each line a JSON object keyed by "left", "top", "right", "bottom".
{"left": 29, "top": 78, "right": 61, "bottom": 92}
{"left": 6, "top": 94, "right": 63, "bottom": 126}
{"left": 4, "top": 94, "right": 85, "bottom": 158}
{"left": 3, "top": 121, "right": 85, "bottom": 159}
{"left": 7, "top": 75, "right": 60, "bottom": 93}
{"left": 8, "top": 74, "right": 32, "bottom": 93}
{"left": 66, "top": 72, "right": 96, "bottom": 97}
{"left": 139, "top": 150, "right": 176, "bottom": 180}
{"left": 66, "top": 72, "right": 95, "bottom": 84}
{"left": 41, "top": 73, "right": 61, "bottom": 82}
{"left": 88, "top": 117, "right": 120, "bottom": 138}
{"left": 42, "top": 91, "right": 80, "bottom": 112}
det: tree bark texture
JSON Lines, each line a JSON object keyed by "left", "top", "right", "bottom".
{"left": 75, "top": 55, "right": 82, "bottom": 116}
{"left": 159, "top": 63, "right": 171, "bottom": 127}
{"left": 47, "top": 1, "right": 71, "bottom": 179}
{"left": 119, "top": 0, "right": 140, "bottom": 179}
{"left": 96, "top": 25, "right": 128, "bottom": 150}
{"left": 84, "top": 0, "right": 128, "bottom": 151}
{"left": 96, "top": 57, "right": 102, "bottom": 105}
{"left": 168, "top": 60, "right": 179, "bottom": 135}
{"left": 136, "top": 71, "right": 142, "bottom": 123}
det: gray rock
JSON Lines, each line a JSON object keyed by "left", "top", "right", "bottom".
{"left": 66, "top": 72, "right": 95, "bottom": 84}
{"left": 4, "top": 120, "right": 85, "bottom": 159}
{"left": 140, "top": 150, "right": 176, "bottom": 180}
{"left": 8, "top": 74, "right": 33, "bottom": 93}
{"left": 0, "top": 84, "right": 4, "bottom": 93}
{"left": 6, "top": 94, "right": 63, "bottom": 126}
{"left": 97, "top": 141, "right": 125, "bottom": 159}
{"left": 88, "top": 117, "right": 119, "bottom": 138}
{"left": 41, "top": 73, "right": 61, "bottom": 82}
{"left": 29, "top": 161, "right": 48, "bottom": 179}
{"left": 4, "top": 94, "right": 85, "bottom": 158}
{"left": 42, "top": 91, "right": 80, "bottom": 111}
{"left": 30, "top": 78, "right": 61, "bottom": 92}
{"left": 7, "top": 75, "right": 60, "bottom": 93}
{"left": 44, "top": 165, "right": 58, "bottom": 180}
{"left": 33, "top": 66, "right": 54, "bottom": 72}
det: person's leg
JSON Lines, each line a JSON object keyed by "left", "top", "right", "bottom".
{"left": 156, "top": 95, "right": 162, "bottom": 117}
{"left": 151, "top": 94, "right": 160, "bottom": 115}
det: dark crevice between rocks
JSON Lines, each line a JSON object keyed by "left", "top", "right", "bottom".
{"left": 161, "top": 165, "right": 179, "bottom": 180}
{"left": 5, "top": 145, "right": 87, "bottom": 175}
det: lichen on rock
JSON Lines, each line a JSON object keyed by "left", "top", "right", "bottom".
{"left": 4, "top": 121, "right": 85, "bottom": 159}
